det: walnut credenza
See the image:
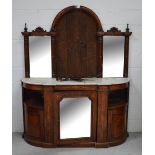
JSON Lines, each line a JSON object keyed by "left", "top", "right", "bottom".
{"left": 22, "top": 78, "right": 129, "bottom": 148}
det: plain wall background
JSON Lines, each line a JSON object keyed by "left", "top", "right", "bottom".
{"left": 12, "top": 0, "right": 142, "bottom": 132}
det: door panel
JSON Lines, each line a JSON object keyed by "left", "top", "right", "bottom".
{"left": 54, "top": 91, "right": 97, "bottom": 146}
{"left": 108, "top": 104, "right": 127, "bottom": 141}
{"left": 24, "top": 105, "right": 44, "bottom": 140}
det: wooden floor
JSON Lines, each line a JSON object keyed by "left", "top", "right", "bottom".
{"left": 12, "top": 132, "right": 142, "bottom": 155}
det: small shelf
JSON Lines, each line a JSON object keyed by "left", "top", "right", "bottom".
{"left": 23, "top": 88, "right": 44, "bottom": 109}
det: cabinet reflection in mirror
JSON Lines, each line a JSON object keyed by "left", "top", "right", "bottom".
{"left": 60, "top": 97, "right": 91, "bottom": 139}
{"left": 103, "top": 36, "right": 124, "bottom": 77}
{"left": 29, "top": 36, "right": 51, "bottom": 77}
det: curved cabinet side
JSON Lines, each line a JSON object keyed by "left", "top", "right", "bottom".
{"left": 107, "top": 83, "right": 129, "bottom": 147}
{"left": 107, "top": 104, "right": 128, "bottom": 146}
{"left": 96, "top": 83, "right": 129, "bottom": 147}
{"left": 23, "top": 105, "right": 44, "bottom": 145}
{"left": 22, "top": 85, "right": 55, "bottom": 147}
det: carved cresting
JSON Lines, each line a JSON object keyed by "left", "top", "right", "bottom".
{"left": 107, "top": 27, "right": 121, "bottom": 32}
{"left": 32, "top": 27, "right": 47, "bottom": 32}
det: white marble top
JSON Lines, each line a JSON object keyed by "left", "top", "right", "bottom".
{"left": 21, "top": 78, "right": 129, "bottom": 86}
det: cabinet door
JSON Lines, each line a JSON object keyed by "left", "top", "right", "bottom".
{"left": 24, "top": 105, "right": 44, "bottom": 141}
{"left": 108, "top": 104, "right": 127, "bottom": 142}
{"left": 54, "top": 91, "right": 97, "bottom": 147}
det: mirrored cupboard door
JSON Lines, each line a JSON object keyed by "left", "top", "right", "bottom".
{"left": 54, "top": 91, "right": 97, "bottom": 146}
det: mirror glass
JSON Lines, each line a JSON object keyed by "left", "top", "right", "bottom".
{"left": 29, "top": 36, "right": 51, "bottom": 77}
{"left": 60, "top": 97, "right": 91, "bottom": 139}
{"left": 103, "top": 36, "right": 124, "bottom": 77}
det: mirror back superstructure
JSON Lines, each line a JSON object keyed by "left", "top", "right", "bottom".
{"left": 22, "top": 6, "right": 132, "bottom": 79}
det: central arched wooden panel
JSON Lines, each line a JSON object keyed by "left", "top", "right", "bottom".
{"left": 51, "top": 6, "right": 103, "bottom": 79}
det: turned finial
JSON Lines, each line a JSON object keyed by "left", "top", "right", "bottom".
{"left": 24, "top": 23, "right": 28, "bottom": 32}
{"left": 126, "top": 24, "right": 129, "bottom": 32}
